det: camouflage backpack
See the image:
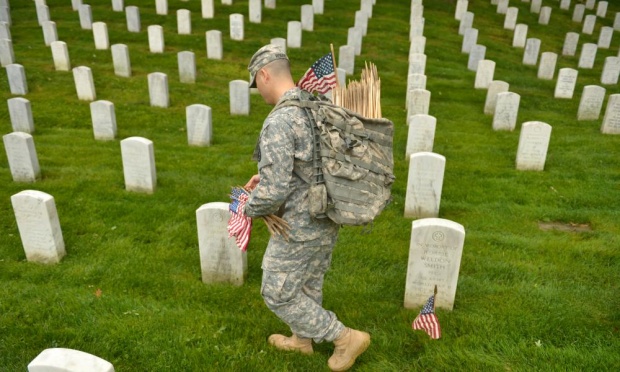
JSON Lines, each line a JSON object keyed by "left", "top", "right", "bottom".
{"left": 275, "top": 92, "right": 395, "bottom": 226}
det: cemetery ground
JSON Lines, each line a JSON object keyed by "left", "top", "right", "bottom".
{"left": 1, "top": 0, "right": 619, "bottom": 370}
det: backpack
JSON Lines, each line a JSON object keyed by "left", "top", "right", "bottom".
{"left": 275, "top": 92, "right": 395, "bottom": 226}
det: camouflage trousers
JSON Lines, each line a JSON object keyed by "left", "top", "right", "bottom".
{"left": 261, "top": 236, "right": 344, "bottom": 343}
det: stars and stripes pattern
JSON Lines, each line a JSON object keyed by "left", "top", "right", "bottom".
{"left": 228, "top": 187, "right": 252, "bottom": 251}
{"left": 412, "top": 293, "right": 441, "bottom": 339}
{"left": 297, "top": 53, "right": 337, "bottom": 94}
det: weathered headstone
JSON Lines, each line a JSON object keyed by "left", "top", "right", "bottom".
{"left": 458, "top": 11, "right": 473, "bottom": 35}
{"left": 355, "top": 10, "right": 368, "bottom": 36}
{"left": 404, "top": 152, "right": 445, "bottom": 218}
{"left": 301, "top": 4, "right": 313, "bottom": 31}
{"left": 582, "top": 14, "right": 596, "bottom": 35}
{"left": 187, "top": 104, "right": 212, "bottom": 146}
{"left": 467, "top": 44, "right": 486, "bottom": 71}
{"left": 90, "top": 100, "right": 117, "bottom": 140}
{"left": 230, "top": 13, "right": 244, "bottom": 41}
{"left": 313, "top": 0, "right": 324, "bottom": 15}
{"left": 229, "top": 80, "right": 249, "bottom": 115}
{"left": 338, "top": 44, "right": 354, "bottom": 75}
{"left": 554, "top": 68, "right": 578, "bottom": 99}
{"left": 404, "top": 218, "right": 465, "bottom": 311}
{"left": 577, "top": 85, "right": 606, "bottom": 121}
{"left": 287, "top": 21, "right": 301, "bottom": 48}
{"left": 8, "top": 97, "right": 34, "bottom": 133}
{"left": 28, "top": 348, "right": 114, "bottom": 372}
{"left": 455, "top": 0, "right": 468, "bottom": 21}
{"left": 407, "top": 89, "right": 431, "bottom": 119}
{"left": 410, "top": 36, "right": 426, "bottom": 55}
{"left": 156, "top": 0, "right": 168, "bottom": 15}
{"left": 72, "top": 66, "right": 95, "bottom": 101}
{"left": 484, "top": 80, "right": 509, "bottom": 115}
{"left": 6, "top": 63, "right": 28, "bottom": 95}
{"left": 348, "top": 26, "right": 363, "bottom": 56}
{"left": 178, "top": 51, "right": 196, "bottom": 84}
{"left": 121, "top": 137, "right": 157, "bottom": 193}
{"left": 111, "top": 44, "right": 131, "bottom": 77}
{"left": 406, "top": 114, "right": 436, "bottom": 158}
{"left": 504, "top": 7, "right": 518, "bottom": 30}
{"left": 202, "top": 0, "right": 214, "bottom": 18}
{"left": 112, "top": 0, "right": 124, "bottom": 12}
{"left": 492, "top": 92, "right": 520, "bottom": 131}
{"left": 522, "top": 38, "right": 541, "bottom": 65}
{"left": 196, "top": 202, "right": 247, "bottom": 286}
{"left": 92, "top": 22, "right": 109, "bottom": 50}
{"left": 497, "top": 0, "right": 508, "bottom": 14}
{"left": 601, "top": 94, "right": 620, "bottom": 134}
{"left": 601, "top": 56, "right": 620, "bottom": 85}
{"left": 461, "top": 28, "right": 478, "bottom": 54}
{"left": 148, "top": 72, "right": 169, "bottom": 108}
{"left": 475, "top": 59, "right": 495, "bottom": 89}
{"left": 578, "top": 43, "right": 597, "bottom": 69}
{"left": 177, "top": 9, "right": 191, "bottom": 34}
{"left": 4, "top": 133, "right": 40, "bottom": 183}
{"left": 126, "top": 6, "right": 140, "bottom": 33}
{"left": 41, "top": 21, "right": 58, "bottom": 46}
{"left": 530, "top": 0, "right": 542, "bottom": 13}
{"left": 538, "top": 6, "right": 551, "bottom": 25}
{"left": 205, "top": 30, "right": 222, "bottom": 60}
{"left": 537, "top": 52, "right": 557, "bottom": 80}
{"left": 249, "top": 0, "right": 261, "bottom": 24}
{"left": 572, "top": 4, "right": 585, "bottom": 23}
{"left": 148, "top": 25, "right": 164, "bottom": 53}
{"left": 516, "top": 121, "right": 552, "bottom": 171}
{"left": 0, "top": 38, "right": 14, "bottom": 66}
{"left": 597, "top": 1, "right": 608, "bottom": 18}
{"left": 562, "top": 32, "right": 579, "bottom": 56}
{"left": 78, "top": 4, "right": 92, "bottom": 30}
{"left": 597, "top": 26, "right": 613, "bottom": 49}
{"left": 408, "top": 53, "right": 427, "bottom": 75}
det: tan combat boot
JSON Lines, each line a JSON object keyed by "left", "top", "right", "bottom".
{"left": 327, "top": 328, "right": 370, "bottom": 371}
{"left": 268, "top": 334, "right": 313, "bottom": 355}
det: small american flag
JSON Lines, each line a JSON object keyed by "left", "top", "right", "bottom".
{"left": 412, "top": 292, "right": 441, "bottom": 339}
{"left": 228, "top": 187, "right": 252, "bottom": 251}
{"left": 297, "top": 53, "right": 337, "bottom": 94}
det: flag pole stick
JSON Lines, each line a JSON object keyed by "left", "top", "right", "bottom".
{"left": 330, "top": 43, "right": 339, "bottom": 88}
{"left": 433, "top": 285, "right": 437, "bottom": 312}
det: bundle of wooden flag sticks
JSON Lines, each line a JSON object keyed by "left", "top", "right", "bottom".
{"left": 332, "top": 61, "right": 382, "bottom": 119}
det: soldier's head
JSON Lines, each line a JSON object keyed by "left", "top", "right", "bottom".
{"left": 248, "top": 44, "right": 294, "bottom": 104}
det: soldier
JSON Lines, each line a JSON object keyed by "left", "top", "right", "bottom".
{"left": 243, "top": 44, "right": 370, "bottom": 371}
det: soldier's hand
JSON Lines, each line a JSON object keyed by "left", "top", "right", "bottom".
{"left": 245, "top": 174, "right": 260, "bottom": 191}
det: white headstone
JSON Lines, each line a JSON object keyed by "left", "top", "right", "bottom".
{"left": 36, "top": 4, "right": 50, "bottom": 26}
{"left": 406, "top": 73, "right": 426, "bottom": 107}
{"left": 6, "top": 63, "right": 28, "bottom": 95}
{"left": 406, "top": 114, "right": 436, "bottom": 158}
{"left": 572, "top": 4, "right": 585, "bottom": 23}
{"left": 4, "top": 133, "right": 40, "bottom": 183}
{"left": 313, "top": 0, "right": 324, "bottom": 14}
{"left": 41, "top": 20, "right": 58, "bottom": 46}
{"left": 177, "top": 9, "right": 191, "bottom": 34}
{"left": 287, "top": 21, "right": 301, "bottom": 48}
{"left": 615, "top": 12, "right": 620, "bottom": 31}
{"left": 72, "top": 66, "right": 95, "bottom": 101}
{"left": 270, "top": 37, "right": 286, "bottom": 55}
{"left": 90, "top": 100, "right": 116, "bottom": 140}
{"left": 408, "top": 53, "right": 426, "bottom": 75}
{"left": 467, "top": 44, "right": 486, "bottom": 71}
{"left": 484, "top": 80, "right": 509, "bottom": 115}
{"left": 10, "top": 190, "right": 66, "bottom": 264}
{"left": 126, "top": 6, "right": 140, "bottom": 33}
{"left": 597, "top": 26, "right": 613, "bottom": 49}
{"left": 407, "top": 89, "right": 431, "bottom": 119}
{"left": 148, "top": 72, "right": 169, "bottom": 108}
{"left": 361, "top": 0, "right": 373, "bottom": 18}
{"left": 475, "top": 59, "right": 495, "bottom": 89}
{"left": 497, "top": 0, "right": 508, "bottom": 14}
{"left": 265, "top": 0, "right": 276, "bottom": 10}
{"left": 347, "top": 26, "right": 362, "bottom": 56}
{"left": 202, "top": 0, "right": 214, "bottom": 18}
{"left": 8, "top": 97, "right": 34, "bottom": 133}
{"left": 410, "top": 5, "right": 424, "bottom": 24}
{"left": 582, "top": 14, "right": 596, "bottom": 34}
{"left": 196, "top": 202, "right": 247, "bottom": 286}
{"left": 0, "top": 21, "right": 11, "bottom": 41}
{"left": 530, "top": 0, "right": 542, "bottom": 13}
{"left": 0, "top": 5, "right": 9, "bottom": 26}
{"left": 512, "top": 23, "right": 528, "bottom": 48}
{"left": 92, "top": 22, "right": 109, "bottom": 50}
{"left": 156, "top": 0, "right": 168, "bottom": 15}
{"left": 410, "top": 36, "right": 426, "bottom": 56}
{"left": 562, "top": 32, "right": 579, "bottom": 56}
{"left": 585, "top": 0, "right": 596, "bottom": 10}
{"left": 554, "top": 68, "right": 578, "bottom": 99}
{"left": 458, "top": 11, "right": 473, "bottom": 35}
{"left": 578, "top": 43, "right": 597, "bottom": 69}
{"left": 461, "top": 28, "right": 478, "bottom": 54}
{"left": 410, "top": 17, "right": 425, "bottom": 39}
{"left": 538, "top": 6, "right": 551, "bottom": 25}
{"left": 178, "top": 51, "right": 196, "bottom": 84}
{"left": 355, "top": 10, "right": 368, "bottom": 36}
{"left": 455, "top": 0, "right": 468, "bottom": 21}
{"left": 404, "top": 152, "right": 445, "bottom": 218}
{"left": 187, "top": 104, "right": 212, "bottom": 146}
{"left": 121, "top": 136, "right": 157, "bottom": 193}
{"left": 148, "top": 25, "right": 164, "bottom": 53}
{"left": 537, "top": 52, "right": 557, "bottom": 80}
{"left": 493, "top": 92, "right": 521, "bottom": 131}
{"left": 404, "top": 218, "right": 465, "bottom": 311}
{"left": 71, "top": 0, "right": 82, "bottom": 12}
{"left": 504, "top": 7, "right": 518, "bottom": 30}
{"left": 601, "top": 94, "right": 620, "bottom": 134}
{"left": 516, "top": 121, "right": 552, "bottom": 171}
{"left": 28, "top": 348, "right": 113, "bottom": 372}
{"left": 222, "top": 0, "right": 232, "bottom": 5}
{"left": 78, "top": 4, "right": 92, "bottom": 30}
{"left": 249, "top": 0, "right": 261, "bottom": 24}
{"left": 230, "top": 80, "right": 249, "bottom": 115}
{"left": 560, "top": 0, "right": 571, "bottom": 11}
{"left": 111, "top": 44, "right": 131, "bottom": 77}
{"left": 112, "top": 0, "right": 124, "bottom": 12}
{"left": 0, "top": 37, "right": 14, "bottom": 66}
{"left": 230, "top": 13, "right": 244, "bottom": 41}
{"left": 577, "top": 85, "right": 606, "bottom": 121}
{"left": 601, "top": 56, "right": 620, "bottom": 85}
{"left": 301, "top": 4, "right": 313, "bottom": 31}
{"left": 338, "top": 44, "right": 354, "bottom": 75}
{"left": 597, "top": 1, "right": 608, "bottom": 18}
{"left": 50, "top": 41, "right": 70, "bottom": 71}
{"left": 523, "top": 38, "right": 541, "bottom": 65}
{"left": 206, "top": 30, "right": 222, "bottom": 60}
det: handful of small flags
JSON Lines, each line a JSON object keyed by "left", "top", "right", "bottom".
{"left": 227, "top": 187, "right": 291, "bottom": 251}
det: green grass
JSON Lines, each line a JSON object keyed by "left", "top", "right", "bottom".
{"left": 1, "top": 0, "right": 620, "bottom": 370}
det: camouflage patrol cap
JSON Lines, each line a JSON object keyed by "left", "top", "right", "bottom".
{"left": 248, "top": 44, "right": 289, "bottom": 88}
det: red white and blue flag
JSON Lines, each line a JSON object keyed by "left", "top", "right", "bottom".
{"left": 297, "top": 53, "right": 337, "bottom": 94}
{"left": 228, "top": 187, "right": 252, "bottom": 251}
{"left": 412, "top": 293, "right": 441, "bottom": 339}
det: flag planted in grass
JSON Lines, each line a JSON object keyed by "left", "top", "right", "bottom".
{"left": 228, "top": 187, "right": 252, "bottom": 251}
{"left": 412, "top": 290, "right": 441, "bottom": 339}
{"left": 297, "top": 52, "right": 337, "bottom": 94}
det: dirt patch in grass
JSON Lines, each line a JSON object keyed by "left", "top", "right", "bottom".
{"left": 538, "top": 222, "right": 592, "bottom": 232}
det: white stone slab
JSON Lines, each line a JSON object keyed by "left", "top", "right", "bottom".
{"left": 458, "top": 11, "right": 473, "bottom": 35}
{"left": 582, "top": 14, "right": 596, "bottom": 34}
{"left": 41, "top": 21, "right": 57, "bottom": 47}
{"left": 126, "top": 6, "right": 140, "bottom": 33}
{"left": 50, "top": 41, "right": 70, "bottom": 71}
{"left": 560, "top": 0, "right": 571, "bottom": 11}
{"left": 287, "top": 21, "right": 301, "bottom": 48}
{"left": 196, "top": 202, "right": 247, "bottom": 286}
{"left": 475, "top": 59, "right": 495, "bottom": 89}
{"left": 222, "top": 0, "right": 232, "bottom": 5}
{"left": 578, "top": 43, "right": 597, "bottom": 69}
{"left": 270, "top": 37, "right": 286, "bottom": 55}
{"left": 90, "top": 100, "right": 116, "bottom": 140}
{"left": 111, "top": 44, "right": 131, "bottom": 77}
{"left": 537, "top": 52, "right": 557, "bottom": 80}
{"left": 410, "top": 5, "right": 424, "bottom": 25}
{"left": 230, "top": 13, "right": 244, "bottom": 41}
{"left": 92, "top": 22, "right": 109, "bottom": 50}
{"left": 530, "top": 0, "right": 542, "bottom": 13}
{"left": 497, "top": 0, "right": 508, "bottom": 14}
{"left": 8, "top": 97, "right": 34, "bottom": 133}
{"left": 572, "top": 4, "right": 585, "bottom": 23}
{"left": 597, "top": 1, "right": 608, "bottom": 18}
{"left": 408, "top": 53, "right": 426, "bottom": 76}
{"left": 28, "top": 348, "right": 113, "bottom": 372}
{"left": 455, "top": 0, "right": 468, "bottom": 21}
{"left": 407, "top": 89, "right": 431, "bottom": 119}
{"left": 410, "top": 36, "right": 426, "bottom": 56}
{"left": 0, "top": 21, "right": 10, "bottom": 41}
{"left": 585, "top": 0, "right": 596, "bottom": 10}
{"left": 511, "top": 24, "right": 528, "bottom": 48}
{"left": 410, "top": 17, "right": 424, "bottom": 39}
{"left": 404, "top": 218, "right": 465, "bottom": 311}
{"left": 355, "top": 10, "right": 368, "bottom": 36}
{"left": 538, "top": 6, "right": 551, "bottom": 25}
{"left": 554, "top": 68, "right": 578, "bottom": 99}
{"left": 504, "top": 7, "right": 518, "bottom": 30}
{"left": 577, "top": 85, "right": 606, "bottom": 121}
{"left": 601, "top": 94, "right": 620, "bottom": 134}
{"left": 178, "top": 51, "right": 196, "bottom": 84}
{"left": 562, "top": 32, "right": 579, "bottom": 56}
{"left": 6, "top": 63, "right": 27, "bottom": 95}
{"left": 404, "top": 152, "right": 445, "bottom": 218}
{"left": 347, "top": 26, "right": 362, "bottom": 56}
{"left": 361, "top": 0, "right": 373, "bottom": 18}
{"left": 206, "top": 30, "right": 222, "bottom": 60}
{"left": 78, "top": 4, "right": 92, "bottom": 30}
{"left": 187, "top": 104, "right": 212, "bottom": 146}
{"left": 121, "top": 136, "right": 156, "bottom": 193}
{"left": 406, "top": 114, "right": 436, "bottom": 158}
{"left": 484, "top": 80, "right": 509, "bottom": 115}
{"left": 4, "top": 132, "right": 40, "bottom": 183}
{"left": 523, "top": 38, "right": 541, "bottom": 65}
{"left": 177, "top": 9, "right": 191, "bottom": 34}
{"left": 461, "top": 28, "right": 477, "bottom": 54}
{"left": 148, "top": 72, "right": 169, "bottom": 107}
{"left": 0, "top": 6, "right": 9, "bottom": 26}
{"left": 516, "top": 121, "right": 552, "bottom": 171}
{"left": 615, "top": 13, "right": 620, "bottom": 31}
{"left": 36, "top": 4, "right": 50, "bottom": 26}
{"left": 0, "top": 38, "right": 14, "bottom": 66}
{"left": 230, "top": 80, "right": 249, "bottom": 115}
{"left": 265, "top": 0, "right": 276, "bottom": 10}
{"left": 72, "top": 66, "right": 95, "bottom": 101}
{"left": 493, "top": 92, "right": 520, "bottom": 131}
{"left": 338, "top": 44, "right": 354, "bottom": 75}
{"left": 601, "top": 56, "right": 620, "bottom": 85}
{"left": 248, "top": 0, "right": 261, "bottom": 24}
{"left": 202, "top": 0, "right": 214, "bottom": 18}
{"left": 597, "top": 26, "right": 613, "bottom": 49}
{"left": 467, "top": 44, "right": 486, "bottom": 71}
{"left": 148, "top": 25, "right": 164, "bottom": 53}
{"left": 112, "top": 0, "right": 124, "bottom": 12}
{"left": 156, "top": 0, "right": 168, "bottom": 15}
{"left": 71, "top": 0, "right": 82, "bottom": 12}
{"left": 406, "top": 73, "right": 426, "bottom": 107}
{"left": 301, "top": 4, "right": 313, "bottom": 31}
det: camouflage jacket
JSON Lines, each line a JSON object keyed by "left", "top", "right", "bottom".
{"left": 244, "top": 87, "right": 339, "bottom": 244}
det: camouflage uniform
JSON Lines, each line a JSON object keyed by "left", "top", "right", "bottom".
{"left": 244, "top": 87, "right": 344, "bottom": 343}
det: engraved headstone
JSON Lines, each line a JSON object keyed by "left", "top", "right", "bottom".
{"left": 597, "top": 1, "right": 608, "bottom": 18}
{"left": 455, "top": 0, "right": 468, "bottom": 21}
{"left": 196, "top": 202, "right": 247, "bottom": 286}
{"left": 475, "top": 59, "right": 495, "bottom": 89}
{"left": 90, "top": 100, "right": 116, "bottom": 140}
{"left": 523, "top": 38, "right": 541, "bottom": 65}
{"left": 347, "top": 26, "right": 362, "bottom": 56}
{"left": 461, "top": 28, "right": 478, "bottom": 54}
{"left": 467, "top": 44, "right": 486, "bottom": 71}
{"left": 36, "top": 4, "right": 50, "bottom": 26}
{"left": 121, "top": 137, "right": 156, "bottom": 193}
{"left": 404, "top": 218, "right": 465, "bottom": 311}
{"left": 148, "top": 25, "right": 164, "bottom": 53}
{"left": 572, "top": 4, "right": 585, "bottom": 23}
{"left": 148, "top": 72, "right": 169, "bottom": 108}
{"left": 410, "top": 36, "right": 426, "bottom": 56}
{"left": 578, "top": 43, "right": 597, "bottom": 69}
{"left": 530, "top": 0, "right": 542, "bottom": 13}
{"left": 338, "top": 44, "right": 354, "bottom": 75}
{"left": 407, "top": 89, "right": 431, "bottom": 119}
{"left": 230, "top": 13, "right": 244, "bottom": 41}
{"left": 301, "top": 4, "right": 313, "bottom": 31}
{"left": 50, "top": 41, "right": 70, "bottom": 71}
{"left": 516, "top": 121, "right": 552, "bottom": 171}
{"left": 404, "top": 152, "right": 445, "bottom": 218}
{"left": 187, "top": 104, "right": 212, "bottom": 146}
{"left": 493, "top": 92, "right": 520, "bottom": 131}
{"left": 270, "top": 37, "right": 286, "bottom": 55}
{"left": 406, "top": 73, "right": 427, "bottom": 107}
{"left": 484, "top": 80, "right": 509, "bottom": 115}
{"left": 497, "top": 0, "right": 508, "bottom": 14}
{"left": 111, "top": 44, "right": 131, "bottom": 77}
{"left": 4, "top": 133, "right": 40, "bottom": 183}
{"left": 229, "top": 80, "right": 249, "bottom": 115}
{"left": 582, "top": 15, "right": 596, "bottom": 34}
{"left": 537, "top": 52, "right": 557, "bottom": 80}
{"left": 355, "top": 10, "right": 368, "bottom": 36}
{"left": 178, "top": 51, "right": 196, "bottom": 84}
{"left": 156, "top": 0, "right": 168, "bottom": 15}
{"left": 92, "top": 22, "right": 109, "bottom": 50}
{"left": 601, "top": 94, "right": 620, "bottom": 134}
{"left": 597, "top": 26, "right": 613, "bottom": 49}
{"left": 512, "top": 24, "right": 527, "bottom": 48}
{"left": 6, "top": 63, "right": 28, "bottom": 95}
{"left": 72, "top": 66, "right": 95, "bottom": 101}
{"left": 601, "top": 56, "right": 620, "bottom": 85}
{"left": 538, "top": 6, "right": 551, "bottom": 25}
{"left": 504, "top": 7, "right": 518, "bottom": 30}
{"left": 0, "top": 38, "right": 14, "bottom": 66}
{"left": 406, "top": 114, "right": 436, "bottom": 158}
{"left": 206, "top": 30, "right": 222, "bottom": 60}
{"left": 202, "top": 0, "right": 214, "bottom": 18}
{"left": 112, "top": 0, "right": 124, "bottom": 12}
{"left": 41, "top": 21, "right": 58, "bottom": 46}
{"left": 554, "top": 68, "right": 578, "bottom": 99}
{"left": 8, "top": 97, "right": 34, "bottom": 133}
{"left": 28, "top": 348, "right": 114, "bottom": 372}
{"left": 126, "top": 6, "right": 140, "bottom": 33}
{"left": 408, "top": 53, "right": 426, "bottom": 75}
{"left": 458, "top": 11, "right": 473, "bottom": 35}
{"left": 0, "top": 21, "right": 10, "bottom": 40}
{"left": 577, "top": 85, "right": 606, "bottom": 121}
{"left": 249, "top": 0, "right": 261, "bottom": 24}
{"left": 78, "top": 4, "right": 92, "bottom": 30}
{"left": 562, "top": 32, "right": 579, "bottom": 56}
{"left": 410, "top": 4, "right": 423, "bottom": 23}
{"left": 177, "top": 9, "right": 191, "bottom": 34}
{"left": 410, "top": 17, "right": 425, "bottom": 39}
{"left": 287, "top": 21, "right": 301, "bottom": 48}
